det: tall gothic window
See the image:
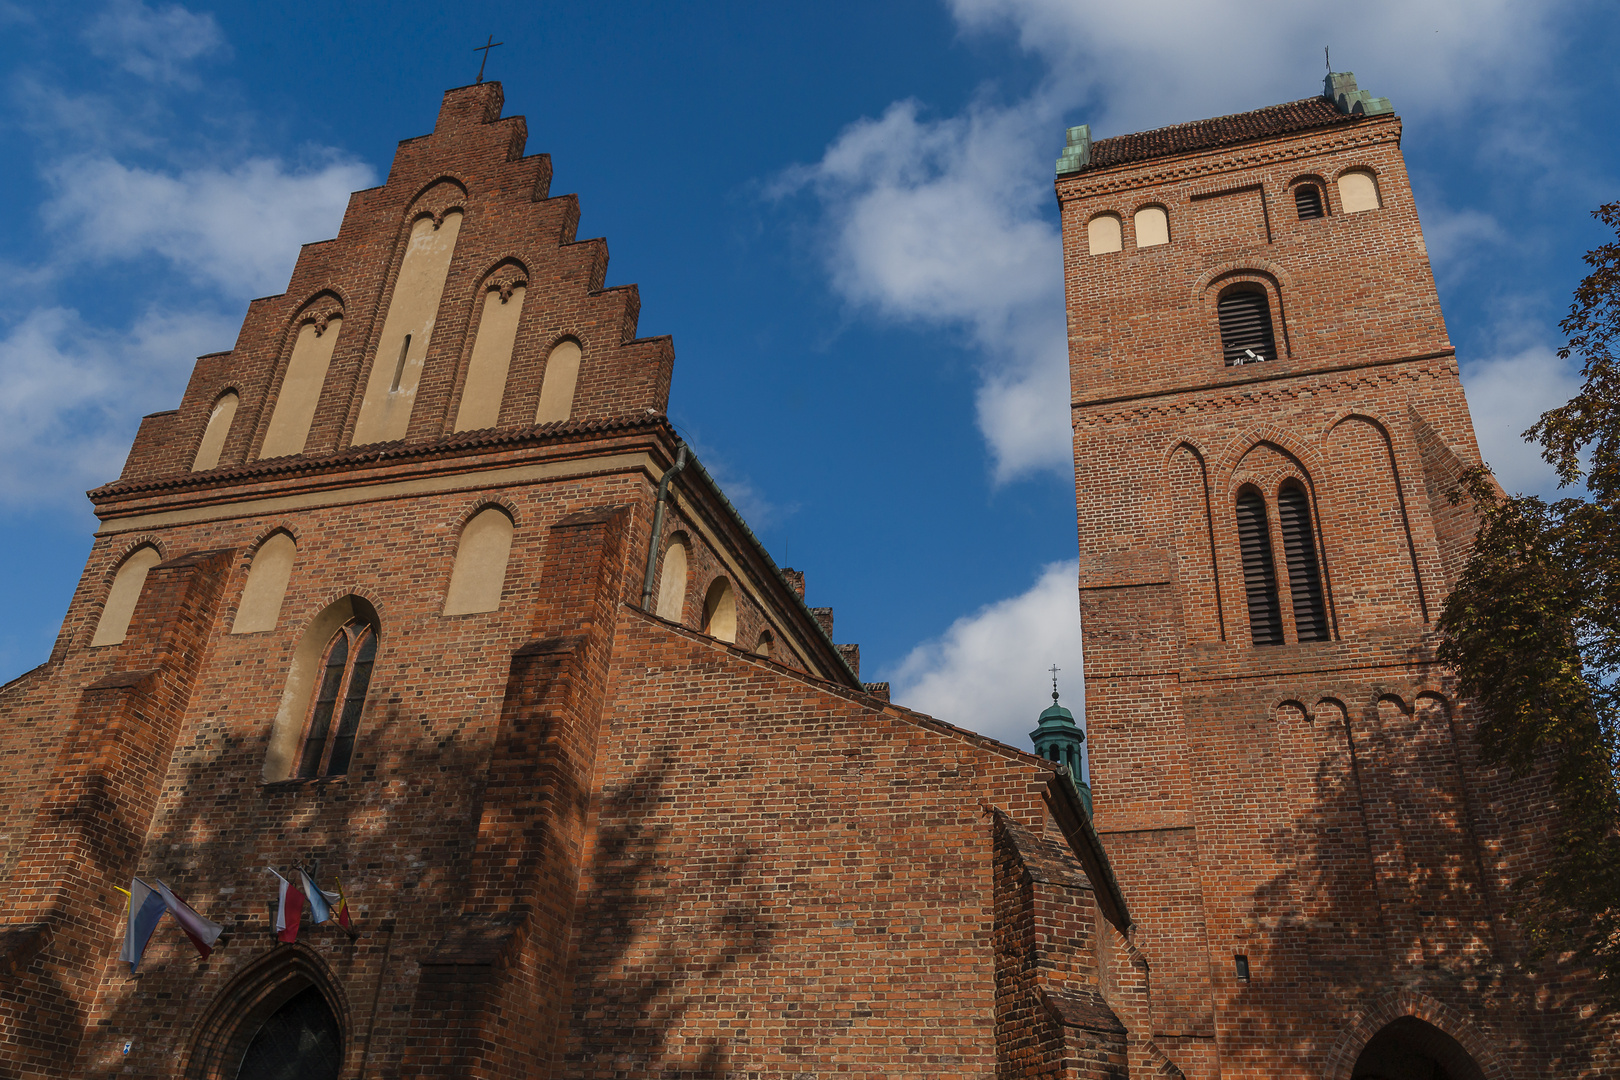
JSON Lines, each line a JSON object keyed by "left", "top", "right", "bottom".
{"left": 297, "top": 621, "right": 376, "bottom": 779}
{"left": 1236, "top": 489, "right": 1284, "bottom": 646}
{"left": 1218, "top": 287, "right": 1278, "bottom": 366}
{"left": 1277, "top": 482, "right": 1330, "bottom": 641}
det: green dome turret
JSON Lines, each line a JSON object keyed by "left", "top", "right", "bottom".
{"left": 1030, "top": 668, "right": 1091, "bottom": 816}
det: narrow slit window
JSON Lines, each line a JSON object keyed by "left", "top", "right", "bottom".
{"left": 1218, "top": 289, "right": 1278, "bottom": 366}
{"left": 1277, "top": 483, "right": 1330, "bottom": 642}
{"left": 390, "top": 334, "right": 412, "bottom": 392}
{"left": 1236, "top": 490, "right": 1284, "bottom": 646}
{"left": 297, "top": 620, "right": 376, "bottom": 779}
{"left": 1294, "top": 185, "right": 1325, "bottom": 220}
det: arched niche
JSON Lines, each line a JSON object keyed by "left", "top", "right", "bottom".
{"left": 1087, "top": 212, "right": 1122, "bottom": 255}
{"left": 264, "top": 595, "right": 380, "bottom": 782}
{"left": 192, "top": 391, "right": 239, "bottom": 471}
{"left": 755, "top": 630, "right": 774, "bottom": 658}
{"left": 454, "top": 264, "right": 529, "bottom": 432}
{"left": 1338, "top": 168, "right": 1381, "bottom": 214}
{"left": 702, "top": 577, "right": 737, "bottom": 643}
{"left": 655, "top": 533, "right": 689, "bottom": 623}
{"left": 535, "top": 338, "right": 582, "bottom": 424}
{"left": 184, "top": 944, "right": 348, "bottom": 1080}
{"left": 91, "top": 545, "right": 163, "bottom": 647}
{"left": 352, "top": 200, "right": 466, "bottom": 445}
{"left": 261, "top": 306, "right": 343, "bottom": 460}
{"left": 442, "top": 505, "right": 515, "bottom": 615}
{"left": 233, "top": 532, "right": 297, "bottom": 634}
{"left": 1134, "top": 205, "right": 1170, "bottom": 247}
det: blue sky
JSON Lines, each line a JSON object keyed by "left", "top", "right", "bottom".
{"left": 1, "top": 0, "right": 1616, "bottom": 753}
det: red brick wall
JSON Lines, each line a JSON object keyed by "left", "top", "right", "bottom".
{"left": 1059, "top": 110, "right": 1617, "bottom": 1075}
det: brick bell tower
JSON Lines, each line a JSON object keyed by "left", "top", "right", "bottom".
{"left": 1057, "top": 75, "right": 1613, "bottom": 1076}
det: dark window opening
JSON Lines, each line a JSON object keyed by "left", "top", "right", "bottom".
{"left": 235, "top": 985, "right": 342, "bottom": 1080}
{"left": 1236, "top": 490, "right": 1284, "bottom": 646}
{"left": 1218, "top": 289, "right": 1278, "bottom": 366}
{"left": 389, "top": 333, "right": 411, "bottom": 392}
{"left": 1277, "top": 483, "right": 1330, "bottom": 642}
{"left": 1234, "top": 954, "right": 1251, "bottom": 981}
{"left": 297, "top": 620, "right": 376, "bottom": 779}
{"left": 1294, "top": 184, "right": 1325, "bottom": 220}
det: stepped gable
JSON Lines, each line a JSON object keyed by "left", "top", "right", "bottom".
{"left": 116, "top": 81, "right": 674, "bottom": 488}
{"left": 1083, "top": 96, "right": 1365, "bottom": 172}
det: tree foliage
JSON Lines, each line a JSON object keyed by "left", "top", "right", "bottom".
{"left": 1437, "top": 202, "right": 1620, "bottom": 996}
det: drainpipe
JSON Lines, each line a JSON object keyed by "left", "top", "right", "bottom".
{"left": 640, "top": 443, "right": 689, "bottom": 611}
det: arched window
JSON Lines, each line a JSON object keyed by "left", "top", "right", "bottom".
{"left": 1277, "top": 482, "right": 1329, "bottom": 641}
{"left": 261, "top": 316, "right": 343, "bottom": 459}
{"left": 1294, "top": 184, "right": 1325, "bottom": 220}
{"left": 1087, "top": 213, "right": 1122, "bottom": 256}
{"left": 442, "top": 506, "right": 515, "bottom": 614}
{"left": 1337, "top": 169, "right": 1381, "bottom": 213}
{"left": 454, "top": 276, "right": 527, "bottom": 432}
{"left": 233, "top": 532, "right": 297, "bottom": 634}
{"left": 353, "top": 199, "right": 466, "bottom": 445}
{"left": 702, "top": 578, "right": 737, "bottom": 643}
{"left": 1235, "top": 489, "right": 1283, "bottom": 646}
{"left": 235, "top": 984, "right": 343, "bottom": 1080}
{"left": 91, "top": 545, "right": 162, "bottom": 646}
{"left": 655, "top": 533, "right": 689, "bottom": 622}
{"left": 1134, "top": 205, "right": 1169, "bottom": 247}
{"left": 296, "top": 620, "right": 376, "bottom": 779}
{"left": 1218, "top": 287, "right": 1278, "bottom": 366}
{"left": 535, "top": 339, "right": 582, "bottom": 424}
{"left": 192, "top": 391, "right": 239, "bottom": 471}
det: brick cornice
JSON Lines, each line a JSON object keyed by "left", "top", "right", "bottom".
{"left": 90, "top": 414, "right": 673, "bottom": 505}
{"left": 1072, "top": 352, "right": 1456, "bottom": 426}
{"left": 1057, "top": 119, "right": 1400, "bottom": 202}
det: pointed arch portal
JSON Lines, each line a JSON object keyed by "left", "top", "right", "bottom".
{"left": 1352, "top": 1016, "right": 1486, "bottom": 1080}
{"left": 234, "top": 985, "right": 342, "bottom": 1080}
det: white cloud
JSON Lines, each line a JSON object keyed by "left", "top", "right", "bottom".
{"left": 949, "top": 0, "right": 1572, "bottom": 136}
{"left": 83, "top": 0, "right": 227, "bottom": 85}
{"left": 888, "top": 559, "right": 1084, "bottom": 756}
{"left": 1419, "top": 203, "right": 1511, "bottom": 285}
{"left": 1460, "top": 345, "right": 1581, "bottom": 497}
{"left": 43, "top": 154, "right": 375, "bottom": 300}
{"left": 0, "top": 305, "right": 238, "bottom": 504}
{"left": 780, "top": 0, "right": 1583, "bottom": 482}
{"left": 777, "top": 97, "right": 1072, "bottom": 481}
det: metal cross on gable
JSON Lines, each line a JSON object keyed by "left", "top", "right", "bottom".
{"left": 474, "top": 34, "right": 504, "bottom": 84}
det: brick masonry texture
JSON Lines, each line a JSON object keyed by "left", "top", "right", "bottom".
{"left": 0, "top": 82, "right": 1134, "bottom": 1080}
{"left": 1, "top": 79, "right": 1614, "bottom": 1079}
{"left": 1059, "top": 96, "right": 1618, "bottom": 1076}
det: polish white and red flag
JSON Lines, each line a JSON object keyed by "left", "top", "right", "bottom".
{"left": 152, "top": 880, "right": 223, "bottom": 960}
{"left": 268, "top": 868, "right": 304, "bottom": 943}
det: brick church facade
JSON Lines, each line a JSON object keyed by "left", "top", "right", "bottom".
{"left": 0, "top": 78, "right": 1612, "bottom": 1078}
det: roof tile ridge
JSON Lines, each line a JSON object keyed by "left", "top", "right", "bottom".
{"left": 1091, "top": 97, "right": 1332, "bottom": 145}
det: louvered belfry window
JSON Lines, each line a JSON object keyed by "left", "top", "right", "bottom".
{"left": 1236, "top": 490, "right": 1284, "bottom": 646}
{"left": 1277, "top": 483, "right": 1330, "bottom": 641}
{"left": 1218, "top": 289, "right": 1278, "bottom": 366}
{"left": 1295, "top": 184, "right": 1325, "bottom": 220}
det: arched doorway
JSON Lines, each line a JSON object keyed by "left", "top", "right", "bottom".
{"left": 235, "top": 984, "right": 342, "bottom": 1080}
{"left": 1352, "top": 1016, "right": 1487, "bottom": 1080}
{"left": 184, "top": 946, "right": 349, "bottom": 1080}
